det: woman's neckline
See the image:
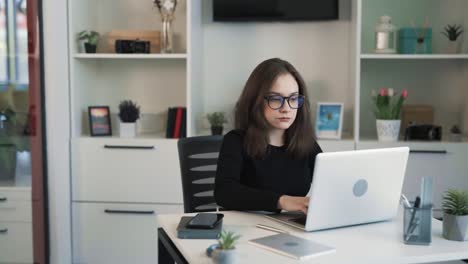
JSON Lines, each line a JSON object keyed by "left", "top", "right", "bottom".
{"left": 268, "top": 144, "right": 286, "bottom": 149}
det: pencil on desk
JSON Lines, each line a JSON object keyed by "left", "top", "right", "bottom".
{"left": 256, "top": 224, "right": 289, "bottom": 234}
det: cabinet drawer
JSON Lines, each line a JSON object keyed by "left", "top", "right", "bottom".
{"left": 72, "top": 138, "right": 183, "bottom": 203}
{"left": 0, "top": 200, "right": 32, "bottom": 222}
{"left": 72, "top": 202, "right": 183, "bottom": 264}
{"left": 0, "top": 188, "right": 31, "bottom": 202}
{"left": 0, "top": 222, "right": 33, "bottom": 263}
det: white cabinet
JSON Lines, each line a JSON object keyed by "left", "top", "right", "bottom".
{"left": 72, "top": 137, "right": 183, "bottom": 203}
{"left": 69, "top": 0, "right": 191, "bottom": 261}
{"left": 72, "top": 202, "right": 183, "bottom": 264}
{"left": 0, "top": 222, "right": 33, "bottom": 263}
{"left": 0, "top": 188, "right": 33, "bottom": 264}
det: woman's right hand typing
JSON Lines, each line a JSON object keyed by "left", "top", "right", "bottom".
{"left": 277, "top": 195, "right": 309, "bottom": 214}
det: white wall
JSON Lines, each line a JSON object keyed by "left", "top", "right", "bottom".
{"left": 43, "top": 0, "right": 72, "bottom": 263}
{"left": 197, "top": 0, "right": 354, "bottom": 137}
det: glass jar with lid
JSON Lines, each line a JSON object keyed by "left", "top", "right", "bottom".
{"left": 374, "top": 15, "right": 397, "bottom": 53}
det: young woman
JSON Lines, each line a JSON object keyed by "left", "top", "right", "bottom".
{"left": 214, "top": 58, "right": 322, "bottom": 214}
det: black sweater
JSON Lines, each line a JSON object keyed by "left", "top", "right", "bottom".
{"left": 214, "top": 130, "right": 322, "bottom": 211}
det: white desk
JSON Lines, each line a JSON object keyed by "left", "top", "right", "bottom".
{"left": 157, "top": 211, "right": 468, "bottom": 264}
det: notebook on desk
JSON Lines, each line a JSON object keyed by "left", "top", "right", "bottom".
{"left": 249, "top": 233, "right": 335, "bottom": 260}
{"left": 176, "top": 216, "right": 222, "bottom": 239}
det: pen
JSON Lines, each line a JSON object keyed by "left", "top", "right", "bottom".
{"left": 256, "top": 224, "right": 289, "bottom": 234}
{"left": 400, "top": 194, "right": 411, "bottom": 208}
{"left": 405, "top": 196, "right": 421, "bottom": 241}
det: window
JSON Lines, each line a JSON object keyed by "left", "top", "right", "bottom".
{"left": 0, "top": 0, "right": 28, "bottom": 91}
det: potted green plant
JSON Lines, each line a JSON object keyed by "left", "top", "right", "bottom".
{"left": 118, "top": 100, "right": 140, "bottom": 138}
{"left": 442, "top": 189, "right": 468, "bottom": 241}
{"left": 77, "top": 30, "right": 100, "bottom": 53}
{"left": 209, "top": 230, "right": 241, "bottom": 264}
{"left": 206, "top": 112, "right": 227, "bottom": 135}
{"left": 450, "top": 125, "right": 462, "bottom": 142}
{"left": 441, "top": 24, "right": 463, "bottom": 54}
{"left": 372, "top": 88, "right": 408, "bottom": 141}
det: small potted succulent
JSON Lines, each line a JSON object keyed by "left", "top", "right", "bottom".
{"left": 206, "top": 112, "right": 227, "bottom": 135}
{"left": 441, "top": 24, "right": 463, "bottom": 54}
{"left": 207, "top": 230, "right": 241, "bottom": 264}
{"left": 450, "top": 125, "right": 462, "bottom": 142}
{"left": 118, "top": 100, "right": 140, "bottom": 138}
{"left": 77, "top": 30, "right": 100, "bottom": 53}
{"left": 442, "top": 189, "right": 468, "bottom": 241}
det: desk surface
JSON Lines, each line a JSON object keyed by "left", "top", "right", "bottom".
{"left": 157, "top": 211, "right": 468, "bottom": 264}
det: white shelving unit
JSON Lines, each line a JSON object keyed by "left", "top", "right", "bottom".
{"left": 68, "top": 0, "right": 192, "bottom": 263}
{"left": 355, "top": 0, "right": 468, "bottom": 143}
{"left": 353, "top": 0, "right": 468, "bottom": 213}
{"left": 361, "top": 54, "right": 468, "bottom": 59}
{"left": 73, "top": 53, "right": 187, "bottom": 59}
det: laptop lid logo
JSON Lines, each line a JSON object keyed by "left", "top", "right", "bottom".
{"left": 353, "top": 179, "right": 368, "bottom": 197}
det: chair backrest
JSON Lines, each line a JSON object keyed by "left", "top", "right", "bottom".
{"left": 177, "top": 135, "right": 224, "bottom": 213}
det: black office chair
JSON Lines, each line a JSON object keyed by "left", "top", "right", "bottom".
{"left": 177, "top": 135, "right": 224, "bottom": 213}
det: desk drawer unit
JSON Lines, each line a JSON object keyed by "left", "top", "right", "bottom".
{"left": 0, "top": 189, "right": 32, "bottom": 222}
{"left": 0, "top": 188, "right": 31, "bottom": 201}
{"left": 0, "top": 222, "right": 33, "bottom": 263}
{"left": 72, "top": 202, "right": 183, "bottom": 264}
{"left": 72, "top": 138, "right": 183, "bottom": 203}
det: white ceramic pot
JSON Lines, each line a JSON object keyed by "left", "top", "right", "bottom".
{"left": 211, "top": 248, "right": 237, "bottom": 264}
{"left": 443, "top": 213, "right": 468, "bottom": 241}
{"left": 119, "top": 122, "right": 137, "bottom": 138}
{"left": 445, "top": 40, "right": 461, "bottom": 54}
{"left": 376, "top": 119, "right": 401, "bottom": 141}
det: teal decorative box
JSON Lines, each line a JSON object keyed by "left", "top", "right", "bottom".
{"left": 399, "top": 28, "right": 432, "bottom": 54}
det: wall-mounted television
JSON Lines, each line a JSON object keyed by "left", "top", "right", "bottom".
{"left": 213, "top": 0, "right": 339, "bottom": 22}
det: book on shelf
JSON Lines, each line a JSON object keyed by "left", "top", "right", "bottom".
{"left": 166, "top": 107, "right": 186, "bottom": 138}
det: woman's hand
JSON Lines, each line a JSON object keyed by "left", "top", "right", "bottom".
{"left": 277, "top": 195, "right": 309, "bottom": 214}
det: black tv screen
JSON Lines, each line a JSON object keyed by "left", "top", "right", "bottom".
{"left": 213, "top": 0, "right": 339, "bottom": 22}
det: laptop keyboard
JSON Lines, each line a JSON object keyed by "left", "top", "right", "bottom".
{"left": 289, "top": 215, "right": 307, "bottom": 226}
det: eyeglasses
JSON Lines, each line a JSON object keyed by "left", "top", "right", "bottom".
{"left": 264, "top": 94, "right": 305, "bottom": 110}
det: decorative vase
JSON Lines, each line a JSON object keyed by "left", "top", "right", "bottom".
{"left": 374, "top": 15, "right": 397, "bottom": 54}
{"left": 119, "top": 122, "right": 137, "bottom": 138}
{"left": 443, "top": 213, "right": 468, "bottom": 241}
{"left": 376, "top": 119, "right": 401, "bottom": 141}
{"left": 211, "top": 248, "right": 237, "bottom": 264}
{"left": 450, "top": 133, "right": 462, "bottom": 142}
{"left": 211, "top": 126, "right": 223, "bottom": 135}
{"left": 445, "top": 40, "right": 461, "bottom": 54}
{"left": 154, "top": 0, "right": 177, "bottom": 53}
{"left": 161, "top": 18, "right": 174, "bottom": 53}
{"left": 84, "top": 43, "right": 97, "bottom": 53}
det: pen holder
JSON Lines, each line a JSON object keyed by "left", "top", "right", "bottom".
{"left": 403, "top": 204, "right": 432, "bottom": 245}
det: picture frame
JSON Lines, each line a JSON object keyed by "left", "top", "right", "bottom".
{"left": 315, "top": 102, "right": 344, "bottom": 139}
{"left": 88, "top": 106, "right": 112, "bottom": 136}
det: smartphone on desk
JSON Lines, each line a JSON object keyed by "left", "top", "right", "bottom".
{"left": 187, "top": 213, "right": 224, "bottom": 229}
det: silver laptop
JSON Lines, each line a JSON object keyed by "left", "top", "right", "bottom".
{"left": 266, "top": 147, "right": 409, "bottom": 231}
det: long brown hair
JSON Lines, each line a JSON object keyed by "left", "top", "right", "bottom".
{"left": 235, "top": 58, "right": 315, "bottom": 159}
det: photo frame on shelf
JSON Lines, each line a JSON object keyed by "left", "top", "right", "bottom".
{"left": 315, "top": 102, "right": 343, "bottom": 140}
{"left": 88, "top": 106, "right": 112, "bottom": 136}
